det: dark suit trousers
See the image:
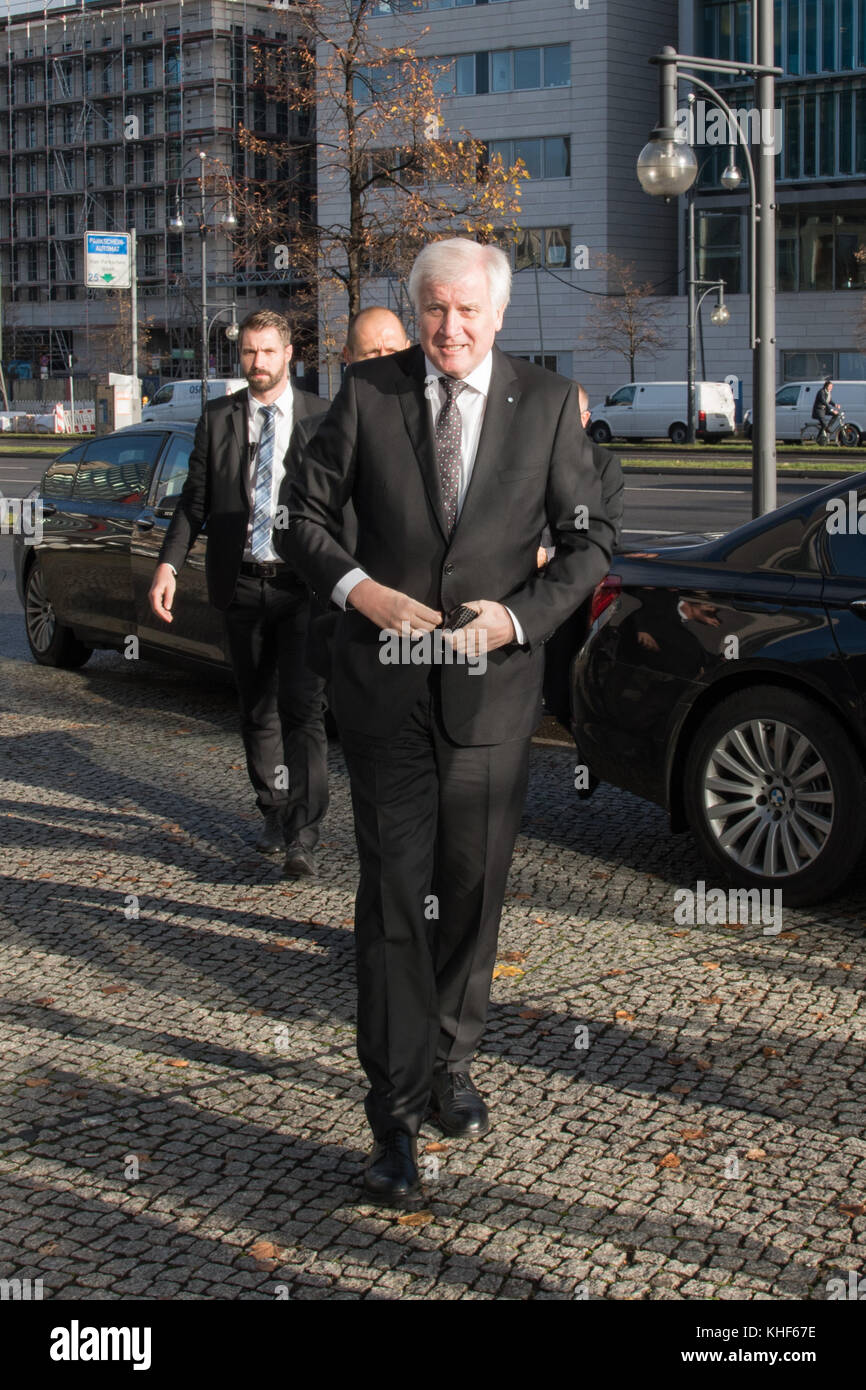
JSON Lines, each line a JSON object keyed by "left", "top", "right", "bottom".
{"left": 223, "top": 573, "right": 329, "bottom": 844}
{"left": 341, "top": 680, "right": 531, "bottom": 1139}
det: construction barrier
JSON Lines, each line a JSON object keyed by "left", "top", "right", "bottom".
{"left": 0, "top": 406, "right": 96, "bottom": 433}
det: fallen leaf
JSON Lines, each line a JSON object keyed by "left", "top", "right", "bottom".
{"left": 397, "top": 1210, "right": 434, "bottom": 1226}
{"left": 38, "top": 1242, "right": 59, "bottom": 1255}
{"left": 657, "top": 1152, "right": 681, "bottom": 1168}
{"left": 102, "top": 985, "right": 127, "bottom": 995}
{"left": 605, "top": 969, "right": 625, "bottom": 977}
{"left": 614, "top": 1009, "right": 634, "bottom": 1021}
{"left": 721, "top": 922, "right": 744, "bottom": 930}
{"left": 699, "top": 996, "right": 723, "bottom": 1004}
{"left": 681, "top": 1128, "right": 705, "bottom": 1140}
{"left": 166, "top": 1059, "right": 189, "bottom": 1068}
{"left": 24, "top": 1078, "right": 50, "bottom": 1087}
{"left": 32, "top": 997, "right": 55, "bottom": 1006}
{"left": 492, "top": 964, "right": 524, "bottom": 979}
{"left": 839, "top": 1202, "right": 866, "bottom": 1217}
{"left": 782, "top": 1077, "right": 803, "bottom": 1089}
{"left": 249, "top": 1240, "right": 282, "bottom": 1260}
{"left": 814, "top": 1012, "right": 824, "bottom": 1020}
{"left": 762, "top": 1047, "right": 779, "bottom": 1058}
{"left": 533, "top": 918, "right": 551, "bottom": 926}
{"left": 519, "top": 1008, "right": 545, "bottom": 1019}
{"left": 499, "top": 950, "right": 527, "bottom": 963}
{"left": 423, "top": 1142, "right": 448, "bottom": 1153}
{"left": 702, "top": 962, "right": 720, "bottom": 970}
{"left": 778, "top": 931, "right": 798, "bottom": 941}
{"left": 342, "top": 918, "right": 354, "bottom": 925}
{"left": 589, "top": 871, "right": 610, "bottom": 880}
{"left": 745, "top": 1148, "right": 767, "bottom": 1160}
{"left": 695, "top": 1058, "right": 711, "bottom": 1072}
{"left": 839, "top": 963, "right": 853, "bottom": 971}
{"left": 667, "top": 930, "right": 689, "bottom": 937}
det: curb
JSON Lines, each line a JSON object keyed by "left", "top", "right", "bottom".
{"left": 623, "top": 464, "right": 856, "bottom": 480}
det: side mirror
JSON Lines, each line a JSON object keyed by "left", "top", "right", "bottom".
{"left": 604, "top": 395, "right": 612, "bottom": 407}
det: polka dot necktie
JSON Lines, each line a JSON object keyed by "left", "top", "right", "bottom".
{"left": 435, "top": 376, "right": 467, "bottom": 533}
{"left": 250, "top": 403, "right": 276, "bottom": 560}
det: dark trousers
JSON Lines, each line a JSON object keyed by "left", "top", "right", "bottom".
{"left": 341, "top": 683, "right": 531, "bottom": 1139}
{"left": 223, "top": 573, "right": 329, "bottom": 845}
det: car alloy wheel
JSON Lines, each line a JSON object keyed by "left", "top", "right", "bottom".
{"left": 25, "top": 562, "right": 56, "bottom": 654}
{"left": 702, "top": 717, "right": 833, "bottom": 878}
{"left": 684, "top": 686, "right": 866, "bottom": 905}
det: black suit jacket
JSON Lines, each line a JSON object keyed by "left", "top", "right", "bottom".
{"left": 286, "top": 344, "right": 616, "bottom": 745}
{"left": 159, "top": 383, "right": 328, "bottom": 611}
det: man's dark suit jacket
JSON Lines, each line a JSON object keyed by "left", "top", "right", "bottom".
{"left": 285, "top": 343, "right": 616, "bottom": 746}
{"left": 159, "top": 382, "right": 328, "bottom": 611}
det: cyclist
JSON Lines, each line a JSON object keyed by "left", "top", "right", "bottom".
{"left": 812, "top": 378, "right": 840, "bottom": 443}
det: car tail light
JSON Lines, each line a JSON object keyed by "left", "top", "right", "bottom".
{"left": 698, "top": 410, "right": 706, "bottom": 429}
{"left": 589, "top": 573, "right": 621, "bottom": 626}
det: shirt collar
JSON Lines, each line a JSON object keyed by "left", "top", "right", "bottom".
{"left": 248, "top": 381, "right": 294, "bottom": 418}
{"left": 424, "top": 350, "right": 493, "bottom": 398}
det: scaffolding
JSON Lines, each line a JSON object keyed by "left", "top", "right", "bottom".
{"left": 0, "top": 0, "right": 309, "bottom": 380}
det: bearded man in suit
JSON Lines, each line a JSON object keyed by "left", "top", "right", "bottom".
{"left": 287, "top": 239, "right": 616, "bottom": 1204}
{"left": 148, "top": 309, "right": 329, "bottom": 876}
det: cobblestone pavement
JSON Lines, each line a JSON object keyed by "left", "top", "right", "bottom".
{"left": 2, "top": 610, "right": 866, "bottom": 1301}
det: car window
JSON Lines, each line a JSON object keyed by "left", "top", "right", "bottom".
{"left": 776, "top": 385, "right": 801, "bottom": 406}
{"left": 41, "top": 445, "right": 87, "bottom": 499}
{"left": 150, "top": 384, "right": 174, "bottom": 406}
{"left": 153, "top": 433, "right": 193, "bottom": 507}
{"left": 609, "top": 386, "right": 637, "bottom": 406}
{"left": 821, "top": 487, "right": 866, "bottom": 579}
{"left": 73, "top": 433, "right": 165, "bottom": 504}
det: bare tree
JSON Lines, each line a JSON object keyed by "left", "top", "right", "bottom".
{"left": 232, "top": 0, "right": 525, "bottom": 376}
{"left": 88, "top": 291, "right": 154, "bottom": 378}
{"left": 582, "top": 254, "right": 669, "bottom": 383}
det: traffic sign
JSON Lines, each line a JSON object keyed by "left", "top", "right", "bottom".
{"left": 84, "top": 232, "right": 132, "bottom": 289}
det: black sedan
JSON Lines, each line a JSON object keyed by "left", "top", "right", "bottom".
{"left": 572, "top": 472, "right": 866, "bottom": 905}
{"left": 14, "top": 424, "right": 229, "bottom": 672}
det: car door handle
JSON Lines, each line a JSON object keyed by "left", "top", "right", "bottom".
{"left": 849, "top": 599, "right": 866, "bottom": 617}
{"left": 134, "top": 514, "right": 155, "bottom": 531}
{"left": 40, "top": 501, "right": 56, "bottom": 517}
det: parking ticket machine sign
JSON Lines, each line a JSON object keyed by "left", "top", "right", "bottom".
{"left": 85, "top": 233, "right": 131, "bottom": 289}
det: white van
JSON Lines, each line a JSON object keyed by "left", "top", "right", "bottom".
{"left": 141, "top": 378, "right": 247, "bottom": 423}
{"left": 588, "top": 381, "right": 736, "bottom": 445}
{"left": 743, "top": 381, "right": 866, "bottom": 444}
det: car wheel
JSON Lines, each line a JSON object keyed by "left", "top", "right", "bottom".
{"left": 838, "top": 423, "right": 860, "bottom": 448}
{"left": 669, "top": 422, "right": 688, "bottom": 445}
{"left": 683, "top": 686, "right": 866, "bottom": 906}
{"left": 24, "top": 561, "right": 92, "bottom": 668}
{"left": 589, "top": 421, "right": 612, "bottom": 445}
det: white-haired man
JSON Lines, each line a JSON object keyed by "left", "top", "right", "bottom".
{"left": 287, "top": 238, "right": 616, "bottom": 1205}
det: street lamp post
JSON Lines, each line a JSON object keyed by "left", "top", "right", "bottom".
{"left": 207, "top": 303, "right": 240, "bottom": 375}
{"left": 636, "top": 3, "right": 782, "bottom": 516}
{"left": 168, "top": 151, "right": 237, "bottom": 417}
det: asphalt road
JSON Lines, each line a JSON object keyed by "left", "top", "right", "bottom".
{"left": 0, "top": 452, "right": 826, "bottom": 546}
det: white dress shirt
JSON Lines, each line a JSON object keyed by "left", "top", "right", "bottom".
{"left": 332, "top": 351, "right": 524, "bottom": 642}
{"left": 244, "top": 381, "right": 294, "bottom": 563}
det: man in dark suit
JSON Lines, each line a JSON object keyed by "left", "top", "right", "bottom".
{"left": 148, "top": 310, "right": 329, "bottom": 875}
{"left": 287, "top": 239, "right": 616, "bottom": 1205}
{"left": 541, "top": 382, "right": 624, "bottom": 728}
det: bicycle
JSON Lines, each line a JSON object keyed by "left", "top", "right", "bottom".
{"left": 800, "top": 409, "right": 860, "bottom": 447}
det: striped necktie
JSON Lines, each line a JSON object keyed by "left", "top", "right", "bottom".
{"left": 250, "top": 403, "right": 276, "bottom": 560}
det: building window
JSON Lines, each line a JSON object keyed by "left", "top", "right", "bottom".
{"left": 435, "top": 44, "right": 570, "bottom": 96}
{"left": 64, "top": 202, "right": 77, "bottom": 236}
{"left": 165, "top": 95, "right": 181, "bottom": 133}
{"left": 142, "top": 53, "right": 155, "bottom": 89}
{"left": 142, "top": 145, "right": 155, "bottom": 183}
{"left": 165, "top": 47, "right": 180, "bottom": 85}
{"left": 487, "top": 136, "right": 570, "bottom": 179}
{"left": 142, "top": 99, "right": 155, "bottom": 135}
{"left": 775, "top": 202, "right": 866, "bottom": 290}
{"left": 698, "top": 210, "right": 744, "bottom": 291}
{"left": 513, "top": 226, "right": 571, "bottom": 269}
{"left": 101, "top": 61, "right": 113, "bottom": 93}
{"left": 142, "top": 191, "right": 156, "bottom": 230}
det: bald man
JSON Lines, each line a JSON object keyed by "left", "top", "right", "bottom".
{"left": 343, "top": 307, "right": 410, "bottom": 364}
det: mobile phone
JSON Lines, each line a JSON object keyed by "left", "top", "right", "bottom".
{"left": 442, "top": 604, "right": 479, "bottom": 632}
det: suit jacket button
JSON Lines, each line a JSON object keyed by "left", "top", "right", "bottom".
{"left": 444, "top": 563, "right": 454, "bottom": 574}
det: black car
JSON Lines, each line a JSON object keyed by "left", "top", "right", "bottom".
{"left": 572, "top": 472, "right": 866, "bottom": 905}
{"left": 14, "top": 424, "right": 229, "bottom": 672}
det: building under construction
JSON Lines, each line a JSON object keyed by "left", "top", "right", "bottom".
{"left": 0, "top": 0, "right": 312, "bottom": 386}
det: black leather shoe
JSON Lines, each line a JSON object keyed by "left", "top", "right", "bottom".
{"left": 362, "top": 1131, "right": 420, "bottom": 1206}
{"left": 283, "top": 841, "right": 317, "bottom": 878}
{"left": 256, "top": 810, "right": 285, "bottom": 855}
{"left": 429, "top": 1070, "right": 490, "bottom": 1138}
